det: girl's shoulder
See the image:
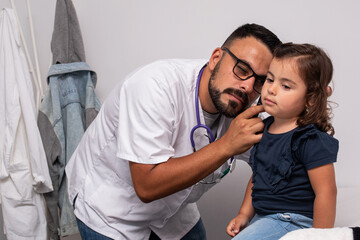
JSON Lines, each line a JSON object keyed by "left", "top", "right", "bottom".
{"left": 292, "top": 124, "right": 338, "bottom": 149}
{"left": 292, "top": 124, "right": 339, "bottom": 169}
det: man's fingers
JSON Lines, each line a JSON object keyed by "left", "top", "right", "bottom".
{"left": 221, "top": 105, "right": 265, "bottom": 156}
{"left": 252, "top": 133, "right": 263, "bottom": 143}
{"left": 238, "top": 105, "right": 265, "bottom": 119}
{"left": 252, "top": 119, "right": 265, "bottom": 133}
{"left": 231, "top": 114, "right": 264, "bottom": 131}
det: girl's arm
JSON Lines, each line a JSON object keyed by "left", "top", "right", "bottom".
{"left": 226, "top": 175, "right": 255, "bottom": 237}
{"left": 308, "top": 163, "right": 337, "bottom": 228}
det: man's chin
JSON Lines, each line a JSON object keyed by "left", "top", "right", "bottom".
{"left": 221, "top": 108, "right": 243, "bottom": 118}
{"left": 225, "top": 101, "right": 248, "bottom": 118}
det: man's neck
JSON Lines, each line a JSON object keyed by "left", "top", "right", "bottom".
{"left": 199, "top": 66, "right": 218, "bottom": 114}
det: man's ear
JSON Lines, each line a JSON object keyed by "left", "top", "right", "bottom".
{"left": 208, "top": 48, "right": 223, "bottom": 71}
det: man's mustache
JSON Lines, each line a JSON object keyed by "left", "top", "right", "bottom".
{"left": 223, "top": 88, "right": 249, "bottom": 107}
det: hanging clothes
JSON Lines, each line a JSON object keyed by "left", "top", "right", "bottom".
{"left": 37, "top": 0, "right": 101, "bottom": 239}
{"left": 38, "top": 63, "right": 101, "bottom": 239}
{"left": 51, "top": 0, "right": 86, "bottom": 64}
{"left": 0, "top": 8, "right": 53, "bottom": 240}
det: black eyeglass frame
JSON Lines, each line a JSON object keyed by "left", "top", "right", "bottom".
{"left": 221, "top": 47, "right": 266, "bottom": 94}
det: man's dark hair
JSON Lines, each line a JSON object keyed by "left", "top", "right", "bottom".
{"left": 222, "top": 23, "right": 281, "bottom": 53}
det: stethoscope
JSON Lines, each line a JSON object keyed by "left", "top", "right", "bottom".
{"left": 190, "top": 65, "right": 235, "bottom": 183}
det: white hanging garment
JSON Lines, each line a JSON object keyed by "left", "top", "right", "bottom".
{"left": 0, "top": 8, "right": 53, "bottom": 240}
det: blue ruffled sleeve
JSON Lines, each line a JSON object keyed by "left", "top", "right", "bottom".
{"left": 292, "top": 125, "right": 339, "bottom": 170}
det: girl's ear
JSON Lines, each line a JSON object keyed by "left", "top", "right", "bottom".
{"left": 306, "top": 96, "right": 315, "bottom": 109}
{"left": 208, "top": 48, "right": 223, "bottom": 71}
{"left": 326, "top": 86, "right": 332, "bottom": 97}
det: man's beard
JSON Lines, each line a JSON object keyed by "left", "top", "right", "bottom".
{"left": 208, "top": 61, "right": 249, "bottom": 118}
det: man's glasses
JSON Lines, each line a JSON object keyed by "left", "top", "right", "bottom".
{"left": 222, "top": 47, "right": 266, "bottom": 94}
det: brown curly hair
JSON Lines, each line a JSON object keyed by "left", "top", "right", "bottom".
{"left": 273, "top": 43, "right": 335, "bottom": 135}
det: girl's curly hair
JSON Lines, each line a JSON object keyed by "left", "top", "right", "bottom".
{"left": 274, "top": 43, "right": 335, "bottom": 135}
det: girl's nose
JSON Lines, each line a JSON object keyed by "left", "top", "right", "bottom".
{"left": 267, "top": 83, "right": 276, "bottom": 95}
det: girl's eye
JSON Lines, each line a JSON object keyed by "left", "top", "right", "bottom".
{"left": 282, "top": 84, "right": 291, "bottom": 90}
{"left": 266, "top": 78, "right": 273, "bottom": 83}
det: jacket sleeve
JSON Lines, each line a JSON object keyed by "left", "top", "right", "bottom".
{"left": 37, "top": 110, "right": 62, "bottom": 239}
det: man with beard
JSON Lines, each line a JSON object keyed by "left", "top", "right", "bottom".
{"left": 65, "top": 23, "right": 281, "bottom": 240}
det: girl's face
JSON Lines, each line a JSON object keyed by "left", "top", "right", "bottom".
{"left": 261, "top": 58, "right": 307, "bottom": 121}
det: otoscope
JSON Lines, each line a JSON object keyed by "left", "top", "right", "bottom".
{"left": 252, "top": 97, "right": 262, "bottom": 118}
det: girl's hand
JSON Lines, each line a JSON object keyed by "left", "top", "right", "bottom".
{"left": 226, "top": 213, "right": 250, "bottom": 237}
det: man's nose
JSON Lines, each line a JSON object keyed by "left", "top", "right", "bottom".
{"left": 238, "top": 76, "right": 256, "bottom": 93}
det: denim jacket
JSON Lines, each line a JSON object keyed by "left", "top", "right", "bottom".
{"left": 38, "top": 62, "right": 101, "bottom": 239}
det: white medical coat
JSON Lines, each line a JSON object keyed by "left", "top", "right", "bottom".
{"left": 0, "top": 8, "right": 53, "bottom": 240}
{"left": 66, "top": 59, "right": 249, "bottom": 239}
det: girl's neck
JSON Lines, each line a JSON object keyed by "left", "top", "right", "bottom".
{"left": 268, "top": 117, "right": 299, "bottom": 134}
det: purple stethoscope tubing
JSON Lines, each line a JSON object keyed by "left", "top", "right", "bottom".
{"left": 190, "top": 66, "right": 214, "bottom": 151}
{"left": 189, "top": 66, "right": 234, "bottom": 173}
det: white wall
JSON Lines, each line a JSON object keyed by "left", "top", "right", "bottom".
{"left": 1, "top": 0, "right": 359, "bottom": 239}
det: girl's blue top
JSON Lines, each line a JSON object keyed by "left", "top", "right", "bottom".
{"left": 250, "top": 116, "right": 339, "bottom": 218}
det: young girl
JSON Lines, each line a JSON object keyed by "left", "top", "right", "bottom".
{"left": 226, "top": 43, "right": 339, "bottom": 240}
